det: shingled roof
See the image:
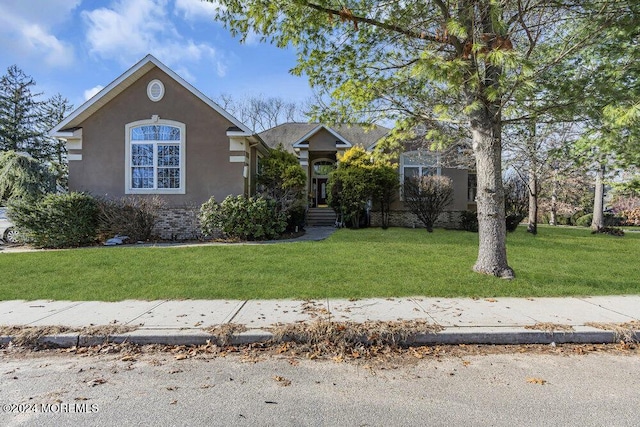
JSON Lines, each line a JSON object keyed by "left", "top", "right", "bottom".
{"left": 258, "top": 123, "right": 390, "bottom": 153}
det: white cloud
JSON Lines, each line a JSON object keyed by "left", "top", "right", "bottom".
{"left": 82, "top": 0, "right": 226, "bottom": 81}
{"left": 174, "top": 0, "right": 222, "bottom": 22}
{"left": 216, "top": 61, "right": 228, "bottom": 78}
{"left": 20, "top": 25, "right": 72, "bottom": 68}
{"left": 84, "top": 85, "right": 105, "bottom": 101}
{"left": 0, "top": 0, "right": 79, "bottom": 67}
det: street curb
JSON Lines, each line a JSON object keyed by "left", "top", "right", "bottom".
{"left": 2, "top": 327, "right": 638, "bottom": 348}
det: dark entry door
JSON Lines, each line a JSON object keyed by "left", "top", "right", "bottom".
{"left": 316, "top": 178, "right": 328, "bottom": 206}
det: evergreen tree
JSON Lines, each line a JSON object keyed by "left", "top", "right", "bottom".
{"left": 39, "top": 93, "right": 73, "bottom": 189}
{"left": 0, "top": 65, "right": 43, "bottom": 157}
{"left": 0, "top": 66, "right": 73, "bottom": 192}
{"left": 0, "top": 150, "right": 55, "bottom": 203}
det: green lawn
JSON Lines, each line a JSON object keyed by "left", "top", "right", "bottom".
{"left": 0, "top": 226, "right": 638, "bottom": 301}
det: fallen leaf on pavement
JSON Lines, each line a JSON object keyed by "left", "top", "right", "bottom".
{"left": 273, "top": 376, "right": 291, "bottom": 386}
{"left": 526, "top": 377, "right": 547, "bottom": 385}
{"left": 89, "top": 378, "right": 107, "bottom": 387}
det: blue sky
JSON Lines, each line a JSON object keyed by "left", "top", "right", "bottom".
{"left": 0, "top": 0, "right": 312, "bottom": 110}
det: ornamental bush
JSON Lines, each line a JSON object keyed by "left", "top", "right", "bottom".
{"left": 8, "top": 192, "right": 98, "bottom": 248}
{"left": 256, "top": 145, "right": 306, "bottom": 231}
{"left": 403, "top": 175, "right": 454, "bottom": 232}
{"left": 96, "top": 196, "right": 164, "bottom": 242}
{"left": 199, "top": 195, "right": 287, "bottom": 240}
{"left": 620, "top": 207, "right": 640, "bottom": 226}
{"left": 327, "top": 146, "right": 398, "bottom": 229}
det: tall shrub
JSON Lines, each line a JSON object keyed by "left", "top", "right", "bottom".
{"left": 257, "top": 145, "right": 306, "bottom": 230}
{"left": 8, "top": 192, "right": 98, "bottom": 248}
{"left": 370, "top": 161, "right": 398, "bottom": 229}
{"left": 403, "top": 175, "right": 454, "bottom": 232}
{"left": 327, "top": 146, "right": 397, "bottom": 229}
{"left": 200, "top": 195, "right": 286, "bottom": 240}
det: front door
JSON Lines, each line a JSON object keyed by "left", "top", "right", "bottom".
{"left": 316, "top": 178, "right": 328, "bottom": 206}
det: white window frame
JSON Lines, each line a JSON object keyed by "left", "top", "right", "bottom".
{"left": 147, "top": 79, "right": 165, "bottom": 102}
{"left": 400, "top": 151, "right": 441, "bottom": 200}
{"left": 125, "top": 119, "right": 186, "bottom": 194}
{"left": 311, "top": 158, "right": 335, "bottom": 178}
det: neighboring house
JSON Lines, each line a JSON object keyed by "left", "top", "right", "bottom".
{"left": 50, "top": 55, "right": 268, "bottom": 240}
{"left": 259, "top": 123, "right": 476, "bottom": 228}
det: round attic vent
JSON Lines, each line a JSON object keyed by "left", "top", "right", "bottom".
{"left": 147, "top": 79, "right": 165, "bottom": 102}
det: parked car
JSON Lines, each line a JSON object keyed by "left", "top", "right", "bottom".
{"left": 0, "top": 207, "right": 20, "bottom": 243}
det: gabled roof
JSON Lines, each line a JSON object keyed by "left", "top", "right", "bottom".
{"left": 258, "top": 123, "right": 390, "bottom": 153}
{"left": 50, "top": 54, "right": 252, "bottom": 137}
{"left": 291, "top": 124, "right": 352, "bottom": 148}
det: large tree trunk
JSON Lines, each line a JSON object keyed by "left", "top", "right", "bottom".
{"left": 591, "top": 162, "right": 605, "bottom": 231}
{"left": 470, "top": 110, "right": 514, "bottom": 279}
{"left": 527, "top": 167, "right": 538, "bottom": 234}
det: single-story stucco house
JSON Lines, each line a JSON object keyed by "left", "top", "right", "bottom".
{"left": 50, "top": 54, "right": 476, "bottom": 239}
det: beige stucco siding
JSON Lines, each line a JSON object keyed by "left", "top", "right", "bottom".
{"left": 442, "top": 168, "right": 468, "bottom": 211}
{"left": 68, "top": 67, "right": 242, "bottom": 207}
{"left": 308, "top": 128, "right": 340, "bottom": 152}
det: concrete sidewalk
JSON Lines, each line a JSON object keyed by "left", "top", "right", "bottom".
{"left": 1, "top": 296, "right": 639, "bottom": 347}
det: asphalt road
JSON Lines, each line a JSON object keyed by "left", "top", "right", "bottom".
{"left": 1, "top": 348, "right": 639, "bottom": 426}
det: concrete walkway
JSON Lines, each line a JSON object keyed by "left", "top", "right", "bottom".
{"left": 1, "top": 296, "right": 638, "bottom": 347}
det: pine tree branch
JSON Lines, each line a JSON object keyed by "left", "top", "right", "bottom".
{"left": 298, "top": 1, "right": 443, "bottom": 44}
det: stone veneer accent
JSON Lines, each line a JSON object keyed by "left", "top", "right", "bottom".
{"left": 153, "top": 207, "right": 201, "bottom": 240}
{"left": 370, "top": 210, "right": 464, "bottom": 229}
{"left": 153, "top": 207, "right": 465, "bottom": 239}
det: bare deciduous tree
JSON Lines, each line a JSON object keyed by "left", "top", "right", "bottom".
{"left": 215, "top": 94, "right": 307, "bottom": 132}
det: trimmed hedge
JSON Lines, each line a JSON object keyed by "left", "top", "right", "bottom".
{"left": 200, "top": 195, "right": 287, "bottom": 241}
{"left": 8, "top": 192, "right": 98, "bottom": 248}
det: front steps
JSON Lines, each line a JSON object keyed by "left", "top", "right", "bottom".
{"left": 307, "top": 207, "right": 336, "bottom": 227}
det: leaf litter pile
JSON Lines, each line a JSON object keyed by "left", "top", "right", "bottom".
{"left": 1, "top": 320, "right": 639, "bottom": 367}
{"left": 0, "top": 325, "right": 136, "bottom": 348}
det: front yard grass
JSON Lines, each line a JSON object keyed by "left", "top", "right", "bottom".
{"left": 0, "top": 226, "right": 638, "bottom": 301}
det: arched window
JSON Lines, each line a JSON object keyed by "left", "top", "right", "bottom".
{"left": 312, "top": 160, "right": 335, "bottom": 176}
{"left": 125, "top": 119, "right": 186, "bottom": 194}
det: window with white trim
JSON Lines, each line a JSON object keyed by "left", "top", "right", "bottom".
{"left": 147, "top": 79, "right": 165, "bottom": 102}
{"left": 401, "top": 151, "right": 440, "bottom": 181}
{"left": 125, "top": 120, "right": 186, "bottom": 194}
{"left": 400, "top": 151, "right": 441, "bottom": 198}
